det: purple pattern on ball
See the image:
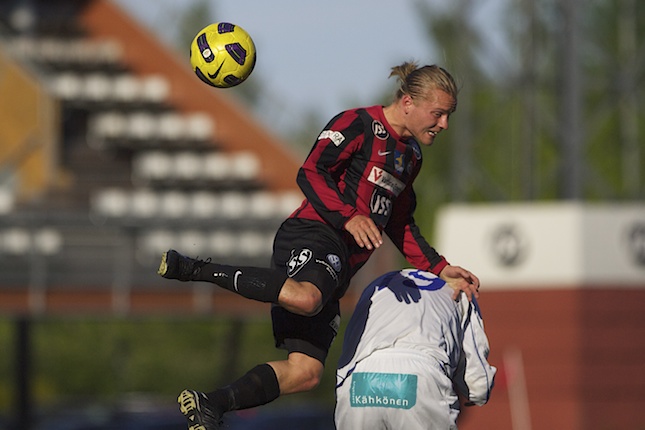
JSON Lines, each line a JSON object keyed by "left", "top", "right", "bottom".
{"left": 225, "top": 43, "right": 247, "bottom": 66}
{"left": 217, "top": 22, "right": 235, "bottom": 34}
{"left": 197, "top": 33, "right": 214, "bottom": 62}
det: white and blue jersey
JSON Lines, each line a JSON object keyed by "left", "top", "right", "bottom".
{"left": 335, "top": 269, "right": 496, "bottom": 429}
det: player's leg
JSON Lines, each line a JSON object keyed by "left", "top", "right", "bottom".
{"left": 158, "top": 249, "right": 327, "bottom": 316}
{"left": 268, "top": 352, "right": 324, "bottom": 394}
{"left": 158, "top": 219, "right": 347, "bottom": 316}
{"left": 177, "top": 301, "right": 340, "bottom": 428}
{"left": 177, "top": 362, "right": 281, "bottom": 429}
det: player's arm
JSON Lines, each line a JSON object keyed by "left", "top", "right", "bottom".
{"left": 453, "top": 297, "right": 497, "bottom": 406}
{"left": 385, "top": 186, "right": 479, "bottom": 300}
{"left": 384, "top": 186, "right": 448, "bottom": 275}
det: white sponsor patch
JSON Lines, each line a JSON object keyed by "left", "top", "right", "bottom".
{"left": 318, "top": 130, "right": 345, "bottom": 146}
{"left": 367, "top": 166, "right": 405, "bottom": 196}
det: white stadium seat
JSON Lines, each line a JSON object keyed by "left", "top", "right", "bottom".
{"left": 185, "top": 113, "right": 215, "bottom": 141}
{"left": 33, "top": 228, "right": 63, "bottom": 255}
{"left": 83, "top": 73, "right": 112, "bottom": 101}
{"left": 112, "top": 74, "right": 141, "bottom": 102}
{"left": 219, "top": 191, "right": 249, "bottom": 219}
{"left": 190, "top": 192, "right": 220, "bottom": 219}
{"left": 174, "top": 151, "right": 203, "bottom": 181}
{"left": 202, "top": 152, "right": 232, "bottom": 181}
{"left": 247, "top": 191, "right": 279, "bottom": 219}
{"left": 92, "top": 188, "right": 130, "bottom": 217}
{"left": 159, "top": 191, "right": 190, "bottom": 218}
{"left": 130, "top": 189, "right": 159, "bottom": 218}
{"left": 208, "top": 231, "right": 236, "bottom": 256}
{"left": 158, "top": 112, "right": 186, "bottom": 141}
{"left": 230, "top": 151, "right": 261, "bottom": 181}
{"left": 127, "top": 112, "right": 157, "bottom": 140}
{"left": 133, "top": 151, "right": 174, "bottom": 181}
{"left": 140, "top": 75, "right": 170, "bottom": 103}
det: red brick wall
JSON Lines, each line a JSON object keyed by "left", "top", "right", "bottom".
{"left": 458, "top": 288, "right": 645, "bottom": 430}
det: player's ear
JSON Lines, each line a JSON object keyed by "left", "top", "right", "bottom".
{"left": 401, "top": 94, "right": 414, "bottom": 113}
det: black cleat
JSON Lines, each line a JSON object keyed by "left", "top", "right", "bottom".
{"left": 158, "top": 249, "right": 210, "bottom": 282}
{"left": 178, "top": 389, "right": 223, "bottom": 430}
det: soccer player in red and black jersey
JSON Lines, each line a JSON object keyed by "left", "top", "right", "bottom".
{"left": 159, "top": 62, "right": 480, "bottom": 429}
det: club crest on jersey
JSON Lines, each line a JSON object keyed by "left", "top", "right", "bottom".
{"left": 394, "top": 151, "right": 405, "bottom": 174}
{"left": 368, "top": 166, "right": 405, "bottom": 196}
{"left": 318, "top": 130, "right": 345, "bottom": 146}
{"left": 287, "top": 248, "right": 313, "bottom": 276}
{"left": 372, "top": 121, "right": 389, "bottom": 140}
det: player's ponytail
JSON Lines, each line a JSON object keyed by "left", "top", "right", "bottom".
{"left": 390, "top": 62, "right": 458, "bottom": 101}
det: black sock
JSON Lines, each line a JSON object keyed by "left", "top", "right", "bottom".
{"left": 196, "top": 264, "right": 287, "bottom": 303}
{"left": 207, "top": 364, "right": 281, "bottom": 412}
{"left": 196, "top": 263, "right": 287, "bottom": 303}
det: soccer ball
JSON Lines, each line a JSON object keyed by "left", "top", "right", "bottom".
{"left": 189, "top": 22, "right": 257, "bottom": 88}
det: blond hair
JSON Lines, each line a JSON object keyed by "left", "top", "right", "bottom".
{"left": 389, "top": 61, "right": 458, "bottom": 101}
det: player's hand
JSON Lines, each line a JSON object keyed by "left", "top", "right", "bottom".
{"left": 440, "top": 265, "right": 480, "bottom": 301}
{"left": 344, "top": 215, "right": 383, "bottom": 250}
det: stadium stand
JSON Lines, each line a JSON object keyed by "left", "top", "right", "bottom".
{"left": 0, "top": 0, "right": 302, "bottom": 315}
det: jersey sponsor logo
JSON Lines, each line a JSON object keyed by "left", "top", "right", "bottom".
{"left": 318, "top": 130, "right": 345, "bottom": 146}
{"left": 326, "top": 254, "right": 342, "bottom": 272}
{"left": 287, "top": 248, "right": 313, "bottom": 276}
{"left": 377, "top": 149, "right": 391, "bottom": 156}
{"left": 368, "top": 166, "right": 405, "bottom": 196}
{"left": 350, "top": 372, "right": 417, "bottom": 409}
{"left": 372, "top": 121, "right": 389, "bottom": 140}
{"left": 370, "top": 191, "right": 392, "bottom": 218}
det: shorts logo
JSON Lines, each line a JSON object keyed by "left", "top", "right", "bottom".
{"left": 326, "top": 254, "right": 342, "bottom": 272}
{"left": 350, "top": 372, "right": 417, "bottom": 409}
{"left": 368, "top": 166, "right": 405, "bottom": 196}
{"left": 318, "top": 130, "right": 345, "bottom": 146}
{"left": 372, "top": 121, "right": 389, "bottom": 140}
{"left": 330, "top": 314, "right": 341, "bottom": 334}
{"left": 287, "top": 248, "right": 313, "bottom": 277}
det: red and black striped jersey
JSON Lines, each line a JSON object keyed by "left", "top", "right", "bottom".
{"left": 289, "top": 105, "right": 448, "bottom": 277}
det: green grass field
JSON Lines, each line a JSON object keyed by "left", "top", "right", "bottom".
{"left": 0, "top": 316, "right": 347, "bottom": 417}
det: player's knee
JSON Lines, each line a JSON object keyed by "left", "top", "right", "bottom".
{"left": 286, "top": 353, "right": 324, "bottom": 393}
{"left": 283, "top": 281, "right": 323, "bottom": 316}
{"left": 299, "top": 370, "right": 322, "bottom": 392}
{"left": 294, "top": 362, "right": 323, "bottom": 392}
{"left": 296, "top": 293, "right": 323, "bottom": 316}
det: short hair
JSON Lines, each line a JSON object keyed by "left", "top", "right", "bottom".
{"left": 389, "top": 62, "right": 458, "bottom": 102}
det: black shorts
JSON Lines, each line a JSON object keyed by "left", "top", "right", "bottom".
{"left": 270, "top": 218, "right": 350, "bottom": 363}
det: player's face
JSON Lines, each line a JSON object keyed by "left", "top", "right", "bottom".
{"left": 403, "top": 90, "right": 456, "bottom": 146}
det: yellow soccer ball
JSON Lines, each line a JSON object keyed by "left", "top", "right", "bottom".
{"left": 189, "top": 22, "right": 256, "bottom": 88}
